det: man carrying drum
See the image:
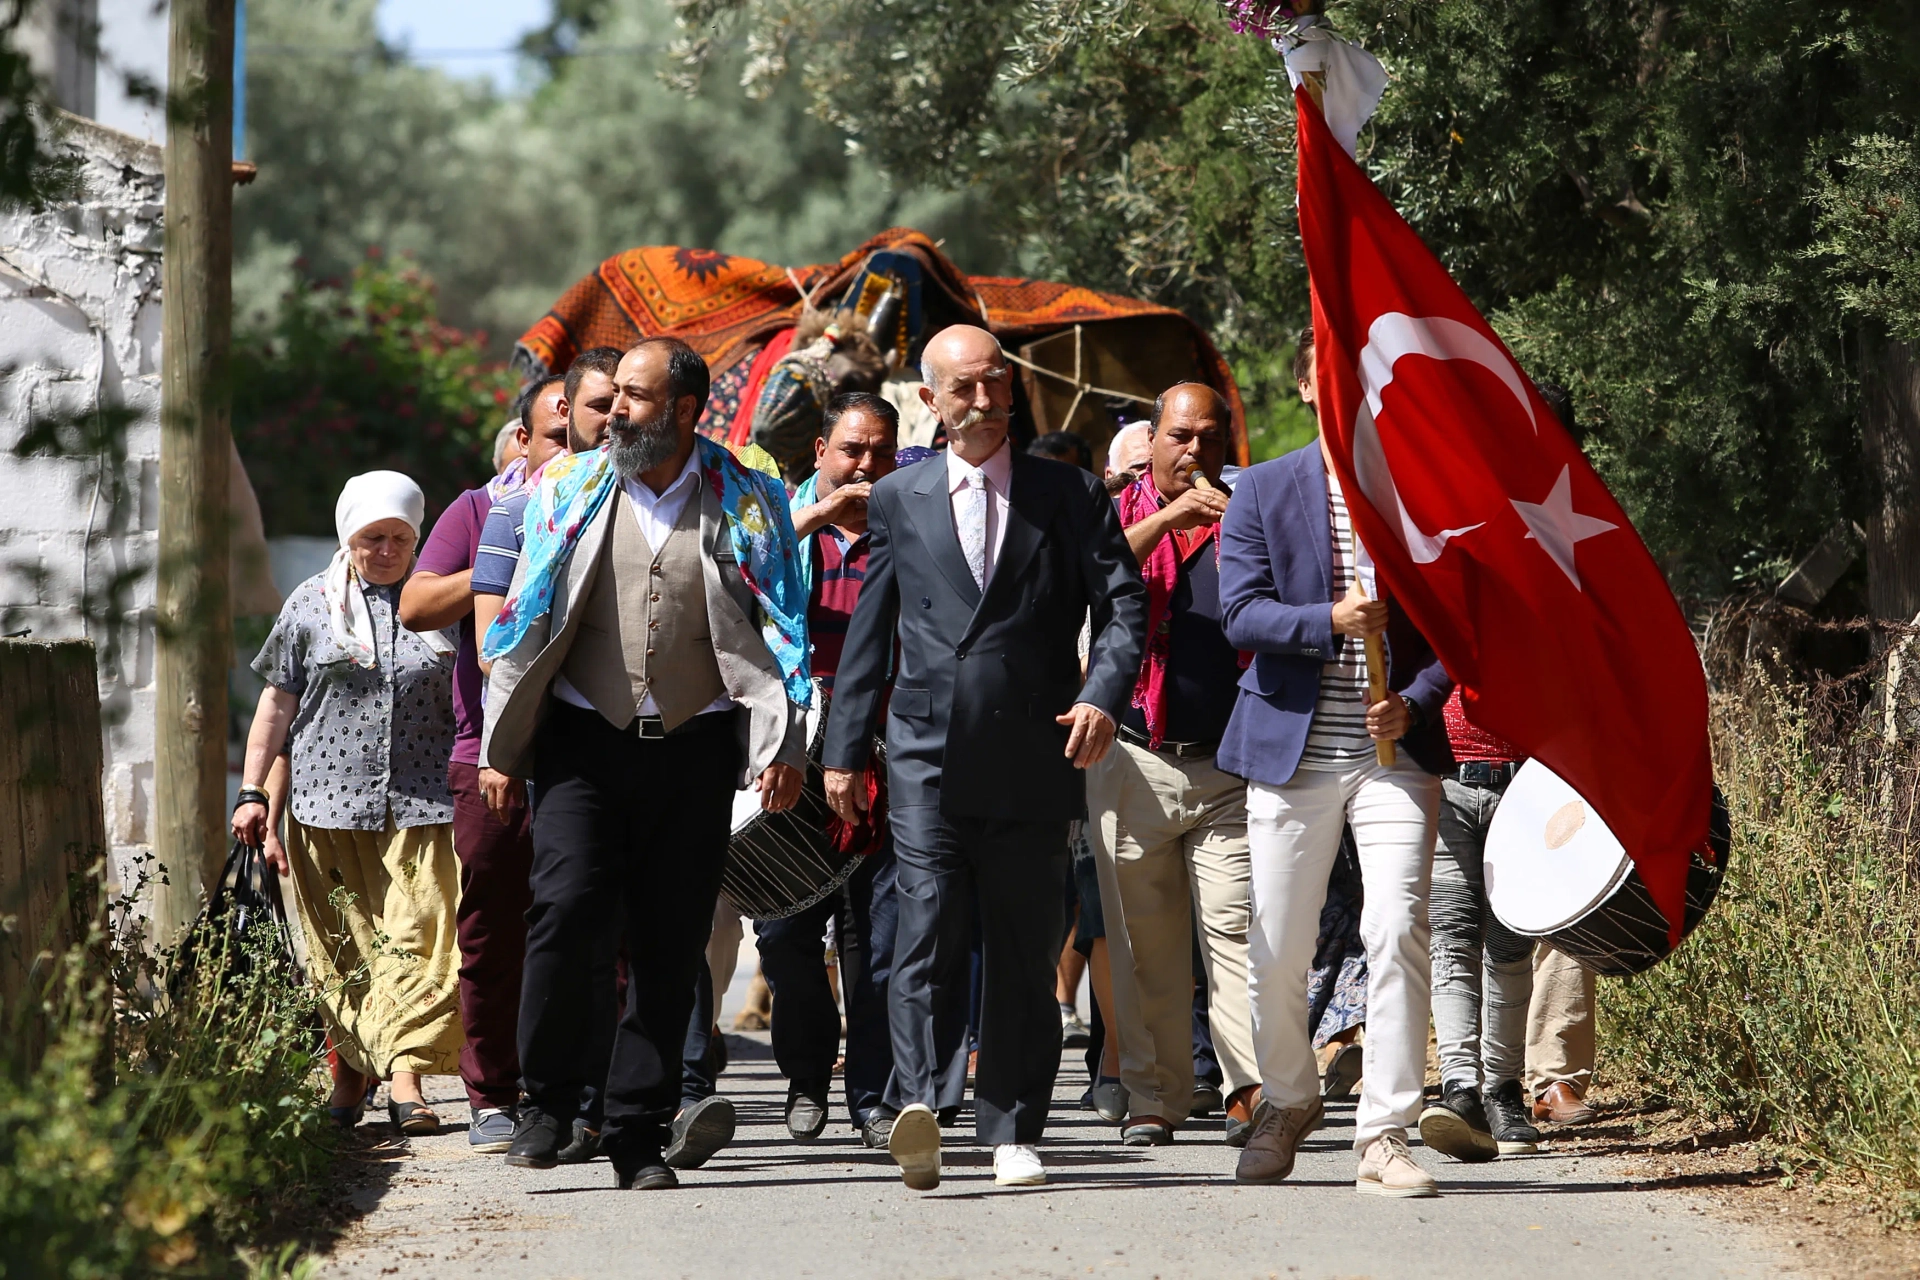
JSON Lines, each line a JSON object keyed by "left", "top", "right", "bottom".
{"left": 760, "top": 392, "right": 906, "bottom": 1149}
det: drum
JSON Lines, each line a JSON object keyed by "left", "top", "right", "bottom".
{"left": 1484, "top": 759, "right": 1731, "bottom": 977}
{"left": 721, "top": 695, "right": 877, "bottom": 921}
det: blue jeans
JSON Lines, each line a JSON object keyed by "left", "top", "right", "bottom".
{"left": 1429, "top": 777, "right": 1534, "bottom": 1090}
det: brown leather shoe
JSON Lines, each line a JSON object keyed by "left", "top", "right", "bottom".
{"left": 1224, "top": 1085, "right": 1262, "bottom": 1148}
{"left": 1531, "top": 1081, "right": 1597, "bottom": 1125}
{"left": 1234, "top": 1095, "right": 1323, "bottom": 1184}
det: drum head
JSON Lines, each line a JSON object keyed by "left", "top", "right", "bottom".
{"left": 1484, "top": 760, "right": 1634, "bottom": 936}
{"left": 729, "top": 698, "right": 826, "bottom": 837}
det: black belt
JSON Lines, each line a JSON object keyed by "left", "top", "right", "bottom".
{"left": 554, "top": 700, "right": 738, "bottom": 741}
{"left": 1454, "top": 760, "right": 1520, "bottom": 789}
{"left": 1119, "top": 725, "right": 1219, "bottom": 760}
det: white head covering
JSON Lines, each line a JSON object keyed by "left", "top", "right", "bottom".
{"left": 1107, "top": 420, "right": 1152, "bottom": 475}
{"left": 324, "top": 471, "right": 449, "bottom": 668}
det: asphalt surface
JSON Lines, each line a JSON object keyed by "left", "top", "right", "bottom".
{"left": 319, "top": 1033, "right": 1794, "bottom": 1280}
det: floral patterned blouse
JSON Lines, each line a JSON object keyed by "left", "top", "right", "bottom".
{"left": 253, "top": 573, "right": 455, "bottom": 831}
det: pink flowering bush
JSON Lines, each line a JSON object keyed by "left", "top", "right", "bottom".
{"left": 232, "top": 253, "right": 518, "bottom": 537}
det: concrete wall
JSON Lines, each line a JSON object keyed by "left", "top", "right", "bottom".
{"left": 0, "top": 114, "right": 165, "bottom": 894}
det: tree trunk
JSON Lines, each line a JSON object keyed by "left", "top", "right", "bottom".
{"left": 1862, "top": 327, "right": 1920, "bottom": 623}
{"left": 1860, "top": 325, "right": 1920, "bottom": 739}
{"left": 153, "top": 0, "right": 235, "bottom": 942}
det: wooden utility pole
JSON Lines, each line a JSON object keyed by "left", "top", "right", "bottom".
{"left": 154, "top": 0, "right": 236, "bottom": 941}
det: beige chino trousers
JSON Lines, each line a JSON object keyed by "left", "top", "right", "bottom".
{"left": 1524, "top": 941, "right": 1596, "bottom": 1098}
{"left": 1088, "top": 739, "right": 1260, "bottom": 1125}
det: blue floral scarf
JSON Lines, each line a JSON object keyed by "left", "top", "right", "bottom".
{"left": 483, "top": 437, "right": 812, "bottom": 707}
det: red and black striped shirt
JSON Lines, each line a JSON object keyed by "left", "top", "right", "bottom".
{"left": 809, "top": 525, "right": 871, "bottom": 693}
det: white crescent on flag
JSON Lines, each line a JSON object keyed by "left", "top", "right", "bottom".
{"left": 1349, "top": 311, "right": 1538, "bottom": 564}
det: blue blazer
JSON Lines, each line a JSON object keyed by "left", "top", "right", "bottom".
{"left": 1216, "top": 443, "right": 1454, "bottom": 788}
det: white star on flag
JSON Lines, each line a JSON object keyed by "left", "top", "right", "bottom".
{"left": 1511, "top": 465, "right": 1619, "bottom": 590}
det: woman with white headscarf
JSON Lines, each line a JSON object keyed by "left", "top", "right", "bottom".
{"left": 233, "top": 470, "right": 464, "bottom": 1135}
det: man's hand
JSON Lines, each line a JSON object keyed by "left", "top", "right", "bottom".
{"left": 231, "top": 800, "right": 267, "bottom": 846}
{"left": 1056, "top": 703, "right": 1116, "bottom": 769}
{"left": 824, "top": 766, "right": 869, "bottom": 824}
{"left": 1331, "top": 581, "right": 1388, "bottom": 639}
{"left": 1160, "top": 484, "right": 1229, "bottom": 532}
{"left": 479, "top": 766, "right": 525, "bottom": 825}
{"left": 756, "top": 762, "right": 804, "bottom": 813}
{"left": 792, "top": 483, "right": 874, "bottom": 538}
{"left": 1366, "top": 692, "right": 1411, "bottom": 742}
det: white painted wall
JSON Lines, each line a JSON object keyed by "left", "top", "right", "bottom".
{"left": 0, "top": 113, "right": 166, "bottom": 892}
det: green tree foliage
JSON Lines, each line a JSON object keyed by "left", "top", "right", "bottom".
{"left": 236, "top": 0, "right": 1005, "bottom": 348}
{"left": 231, "top": 254, "right": 517, "bottom": 537}
{"left": 671, "top": 0, "right": 1920, "bottom": 593}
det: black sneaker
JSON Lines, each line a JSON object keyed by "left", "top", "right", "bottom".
{"left": 504, "top": 1106, "right": 566, "bottom": 1170}
{"left": 663, "top": 1095, "right": 736, "bottom": 1169}
{"left": 1486, "top": 1079, "right": 1542, "bottom": 1154}
{"left": 786, "top": 1080, "right": 830, "bottom": 1141}
{"left": 1417, "top": 1083, "right": 1499, "bottom": 1162}
{"left": 556, "top": 1118, "right": 603, "bottom": 1164}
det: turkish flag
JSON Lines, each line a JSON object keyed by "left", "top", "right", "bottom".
{"left": 1295, "top": 88, "right": 1711, "bottom": 943}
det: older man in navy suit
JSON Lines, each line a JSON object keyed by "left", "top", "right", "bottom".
{"left": 822, "top": 324, "right": 1147, "bottom": 1191}
{"left": 1217, "top": 332, "right": 1454, "bottom": 1198}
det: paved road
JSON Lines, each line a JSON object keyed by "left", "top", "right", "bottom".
{"left": 320, "top": 1034, "right": 1793, "bottom": 1280}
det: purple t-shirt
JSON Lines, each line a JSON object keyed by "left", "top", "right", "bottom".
{"left": 414, "top": 487, "right": 490, "bottom": 765}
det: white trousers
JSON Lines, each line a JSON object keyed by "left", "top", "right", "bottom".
{"left": 1246, "top": 758, "right": 1440, "bottom": 1150}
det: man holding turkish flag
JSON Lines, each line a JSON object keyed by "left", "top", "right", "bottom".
{"left": 1292, "top": 83, "right": 1712, "bottom": 952}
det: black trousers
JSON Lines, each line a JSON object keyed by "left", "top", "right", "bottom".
{"left": 756, "top": 845, "right": 900, "bottom": 1127}
{"left": 886, "top": 806, "right": 1068, "bottom": 1144}
{"left": 519, "top": 702, "right": 743, "bottom": 1165}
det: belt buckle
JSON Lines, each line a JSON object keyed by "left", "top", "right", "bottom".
{"left": 636, "top": 716, "right": 667, "bottom": 740}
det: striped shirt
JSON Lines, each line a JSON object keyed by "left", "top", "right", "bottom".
{"left": 809, "top": 525, "right": 871, "bottom": 693}
{"left": 470, "top": 489, "right": 532, "bottom": 597}
{"left": 1299, "top": 474, "right": 1374, "bottom": 770}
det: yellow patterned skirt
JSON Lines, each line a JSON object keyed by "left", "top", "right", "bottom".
{"left": 285, "top": 817, "right": 464, "bottom": 1078}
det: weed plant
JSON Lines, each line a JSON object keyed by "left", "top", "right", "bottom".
{"left": 0, "top": 859, "right": 334, "bottom": 1277}
{"left": 1600, "top": 676, "right": 1920, "bottom": 1216}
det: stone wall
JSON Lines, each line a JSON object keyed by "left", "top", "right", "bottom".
{"left": 0, "top": 113, "right": 166, "bottom": 894}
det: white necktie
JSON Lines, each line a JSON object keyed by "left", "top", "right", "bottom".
{"left": 959, "top": 468, "right": 988, "bottom": 590}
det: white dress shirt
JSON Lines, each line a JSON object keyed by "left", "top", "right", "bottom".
{"left": 943, "top": 439, "right": 1112, "bottom": 729}
{"left": 553, "top": 451, "right": 736, "bottom": 719}
{"left": 946, "top": 440, "right": 1013, "bottom": 586}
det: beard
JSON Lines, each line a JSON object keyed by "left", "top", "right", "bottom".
{"left": 606, "top": 407, "right": 679, "bottom": 478}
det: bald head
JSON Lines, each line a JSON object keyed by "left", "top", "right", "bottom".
{"left": 918, "top": 324, "right": 1013, "bottom": 465}
{"left": 1149, "top": 381, "right": 1230, "bottom": 498}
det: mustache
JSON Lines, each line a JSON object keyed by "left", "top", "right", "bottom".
{"left": 953, "top": 406, "right": 1009, "bottom": 431}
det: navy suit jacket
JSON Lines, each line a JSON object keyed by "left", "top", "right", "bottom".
{"left": 1216, "top": 443, "right": 1454, "bottom": 788}
{"left": 821, "top": 450, "right": 1148, "bottom": 821}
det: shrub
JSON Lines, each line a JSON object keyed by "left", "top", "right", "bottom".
{"left": 232, "top": 254, "right": 518, "bottom": 539}
{"left": 0, "top": 861, "right": 334, "bottom": 1276}
{"left": 1599, "top": 673, "right": 1920, "bottom": 1216}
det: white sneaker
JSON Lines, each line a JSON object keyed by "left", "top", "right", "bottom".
{"left": 888, "top": 1103, "right": 941, "bottom": 1190}
{"left": 993, "top": 1143, "right": 1046, "bottom": 1186}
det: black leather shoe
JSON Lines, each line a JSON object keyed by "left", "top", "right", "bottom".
{"left": 556, "top": 1118, "right": 602, "bottom": 1165}
{"left": 1192, "top": 1083, "right": 1225, "bottom": 1117}
{"left": 504, "top": 1107, "right": 566, "bottom": 1170}
{"left": 862, "top": 1111, "right": 896, "bottom": 1150}
{"left": 1418, "top": 1084, "right": 1499, "bottom": 1162}
{"left": 936, "top": 1105, "right": 960, "bottom": 1127}
{"left": 615, "top": 1159, "right": 677, "bottom": 1190}
{"left": 787, "top": 1081, "right": 830, "bottom": 1141}
{"left": 663, "top": 1095, "right": 736, "bottom": 1169}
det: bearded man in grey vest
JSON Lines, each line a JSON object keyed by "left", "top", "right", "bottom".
{"left": 478, "top": 336, "right": 807, "bottom": 1191}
